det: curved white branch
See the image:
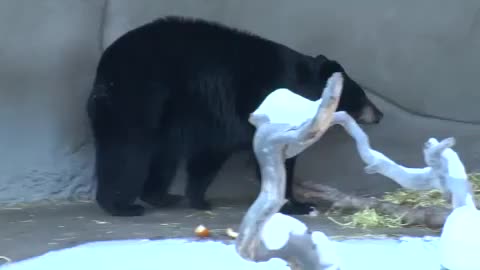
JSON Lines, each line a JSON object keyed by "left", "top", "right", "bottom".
{"left": 261, "top": 213, "right": 340, "bottom": 270}
{"left": 236, "top": 70, "right": 475, "bottom": 270}
{"left": 331, "top": 112, "right": 474, "bottom": 208}
{"left": 236, "top": 73, "right": 344, "bottom": 270}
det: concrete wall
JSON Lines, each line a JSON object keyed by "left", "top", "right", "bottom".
{"left": 1, "top": 0, "right": 479, "bottom": 204}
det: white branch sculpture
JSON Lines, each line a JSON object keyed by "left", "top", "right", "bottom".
{"left": 235, "top": 73, "right": 344, "bottom": 270}
{"left": 330, "top": 105, "right": 479, "bottom": 270}
{"left": 330, "top": 112, "right": 474, "bottom": 208}
{"left": 235, "top": 70, "right": 476, "bottom": 269}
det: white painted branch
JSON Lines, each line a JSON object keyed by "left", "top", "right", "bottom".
{"left": 330, "top": 112, "right": 474, "bottom": 208}
{"left": 328, "top": 96, "right": 480, "bottom": 270}
{"left": 235, "top": 73, "right": 343, "bottom": 270}
{"left": 261, "top": 213, "right": 340, "bottom": 270}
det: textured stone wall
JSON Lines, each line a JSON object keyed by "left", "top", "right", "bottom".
{"left": 0, "top": 0, "right": 479, "bottom": 204}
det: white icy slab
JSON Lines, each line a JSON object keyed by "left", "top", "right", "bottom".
{"left": 440, "top": 202, "right": 480, "bottom": 270}
{"left": 3, "top": 239, "right": 288, "bottom": 270}
{"left": 3, "top": 237, "right": 444, "bottom": 270}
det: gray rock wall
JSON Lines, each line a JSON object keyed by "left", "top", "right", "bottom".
{"left": 0, "top": 0, "right": 479, "bottom": 204}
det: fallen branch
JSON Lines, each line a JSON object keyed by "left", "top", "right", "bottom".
{"left": 330, "top": 112, "right": 474, "bottom": 208}
{"left": 294, "top": 181, "right": 450, "bottom": 228}
{"left": 235, "top": 73, "right": 344, "bottom": 270}
{"left": 290, "top": 112, "right": 474, "bottom": 228}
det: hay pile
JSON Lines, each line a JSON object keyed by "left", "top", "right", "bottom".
{"left": 328, "top": 173, "right": 480, "bottom": 229}
{"left": 328, "top": 208, "right": 406, "bottom": 229}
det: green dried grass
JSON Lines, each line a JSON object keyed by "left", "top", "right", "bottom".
{"left": 469, "top": 172, "right": 480, "bottom": 201}
{"left": 328, "top": 208, "right": 406, "bottom": 229}
{"left": 381, "top": 189, "right": 448, "bottom": 208}
{"left": 329, "top": 173, "right": 480, "bottom": 229}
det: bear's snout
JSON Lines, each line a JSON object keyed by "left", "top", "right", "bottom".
{"left": 357, "top": 101, "right": 383, "bottom": 124}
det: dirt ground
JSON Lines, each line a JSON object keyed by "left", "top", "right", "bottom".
{"left": 0, "top": 198, "right": 439, "bottom": 263}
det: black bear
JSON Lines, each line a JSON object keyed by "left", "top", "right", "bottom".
{"left": 87, "top": 16, "right": 384, "bottom": 217}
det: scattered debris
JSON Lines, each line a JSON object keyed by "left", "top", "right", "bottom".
{"left": 0, "top": 256, "right": 11, "bottom": 265}
{"left": 185, "top": 211, "right": 217, "bottom": 218}
{"left": 18, "top": 219, "right": 33, "bottom": 223}
{"left": 0, "top": 199, "right": 90, "bottom": 210}
{"left": 225, "top": 228, "right": 239, "bottom": 239}
{"left": 159, "top": 223, "right": 181, "bottom": 227}
{"left": 194, "top": 225, "right": 210, "bottom": 238}
{"left": 92, "top": 220, "right": 111, "bottom": 225}
{"left": 52, "top": 237, "right": 76, "bottom": 241}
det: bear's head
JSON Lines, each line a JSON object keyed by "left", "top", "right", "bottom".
{"left": 315, "top": 55, "right": 383, "bottom": 125}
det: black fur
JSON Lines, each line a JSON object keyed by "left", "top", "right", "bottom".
{"left": 87, "top": 16, "right": 383, "bottom": 217}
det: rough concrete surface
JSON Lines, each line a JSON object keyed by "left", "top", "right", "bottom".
{"left": 0, "top": 0, "right": 105, "bottom": 203}
{"left": 0, "top": 0, "right": 479, "bottom": 205}
{"left": 0, "top": 200, "right": 438, "bottom": 263}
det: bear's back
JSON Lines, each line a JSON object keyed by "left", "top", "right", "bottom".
{"left": 90, "top": 17, "right": 319, "bottom": 149}
{"left": 97, "top": 16, "right": 302, "bottom": 90}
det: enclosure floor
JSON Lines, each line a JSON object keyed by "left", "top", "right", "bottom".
{"left": 0, "top": 198, "right": 439, "bottom": 262}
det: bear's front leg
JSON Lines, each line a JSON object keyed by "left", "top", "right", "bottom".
{"left": 185, "top": 150, "right": 231, "bottom": 210}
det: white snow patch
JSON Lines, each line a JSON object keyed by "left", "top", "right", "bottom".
{"left": 261, "top": 213, "right": 307, "bottom": 250}
{"left": 3, "top": 237, "right": 444, "bottom": 270}
{"left": 3, "top": 239, "right": 288, "bottom": 270}
{"left": 440, "top": 205, "right": 480, "bottom": 270}
{"left": 336, "top": 237, "right": 441, "bottom": 270}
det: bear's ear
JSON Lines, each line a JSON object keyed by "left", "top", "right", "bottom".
{"left": 314, "top": 54, "right": 328, "bottom": 63}
{"left": 317, "top": 59, "right": 345, "bottom": 78}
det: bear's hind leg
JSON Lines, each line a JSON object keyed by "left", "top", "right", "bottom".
{"left": 185, "top": 150, "right": 231, "bottom": 210}
{"left": 141, "top": 142, "right": 183, "bottom": 208}
{"left": 280, "top": 158, "right": 316, "bottom": 215}
{"left": 95, "top": 137, "right": 152, "bottom": 217}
